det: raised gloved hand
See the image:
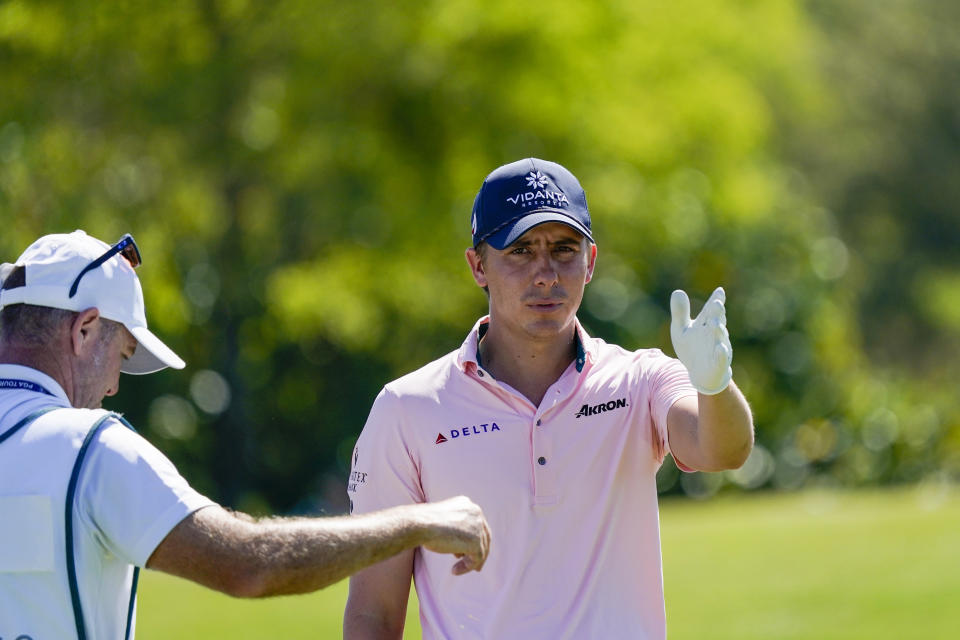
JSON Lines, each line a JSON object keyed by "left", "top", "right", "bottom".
{"left": 670, "top": 286, "right": 733, "bottom": 395}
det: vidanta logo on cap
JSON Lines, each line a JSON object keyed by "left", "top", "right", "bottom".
{"left": 504, "top": 170, "right": 570, "bottom": 210}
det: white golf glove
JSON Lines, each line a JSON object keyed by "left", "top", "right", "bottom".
{"left": 670, "top": 286, "right": 733, "bottom": 395}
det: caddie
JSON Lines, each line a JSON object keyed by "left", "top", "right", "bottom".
{"left": 344, "top": 158, "right": 754, "bottom": 639}
{"left": 0, "top": 230, "right": 491, "bottom": 640}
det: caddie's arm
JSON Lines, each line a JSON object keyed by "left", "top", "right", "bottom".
{"left": 146, "top": 495, "right": 490, "bottom": 599}
{"left": 665, "top": 287, "right": 754, "bottom": 471}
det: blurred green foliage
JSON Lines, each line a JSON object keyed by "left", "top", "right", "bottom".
{"left": 1, "top": 0, "right": 957, "bottom": 511}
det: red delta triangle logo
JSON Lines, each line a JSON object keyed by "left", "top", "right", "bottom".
{"left": 435, "top": 433, "right": 448, "bottom": 444}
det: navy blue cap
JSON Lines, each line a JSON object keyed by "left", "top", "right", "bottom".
{"left": 471, "top": 158, "right": 593, "bottom": 250}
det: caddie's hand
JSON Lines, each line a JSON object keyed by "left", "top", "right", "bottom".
{"left": 420, "top": 495, "right": 491, "bottom": 575}
{"left": 670, "top": 286, "right": 733, "bottom": 395}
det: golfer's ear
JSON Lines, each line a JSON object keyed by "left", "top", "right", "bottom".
{"left": 585, "top": 243, "right": 597, "bottom": 284}
{"left": 465, "top": 247, "right": 488, "bottom": 289}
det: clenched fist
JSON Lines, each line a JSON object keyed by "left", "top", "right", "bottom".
{"left": 419, "top": 496, "right": 492, "bottom": 575}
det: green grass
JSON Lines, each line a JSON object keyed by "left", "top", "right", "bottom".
{"left": 137, "top": 486, "right": 960, "bottom": 639}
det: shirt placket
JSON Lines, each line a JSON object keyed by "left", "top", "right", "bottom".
{"left": 531, "top": 365, "right": 580, "bottom": 506}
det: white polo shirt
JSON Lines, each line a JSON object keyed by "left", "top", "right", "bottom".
{"left": 349, "top": 317, "right": 698, "bottom": 640}
{"left": 0, "top": 364, "right": 215, "bottom": 639}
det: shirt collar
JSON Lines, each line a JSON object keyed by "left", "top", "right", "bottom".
{"left": 0, "top": 363, "right": 71, "bottom": 406}
{"left": 456, "top": 316, "right": 596, "bottom": 374}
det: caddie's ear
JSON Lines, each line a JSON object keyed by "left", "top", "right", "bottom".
{"left": 71, "top": 307, "right": 102, "bottom": 357}
{"left": 584, "top": 243, "right": 598, "bottom": 284}
{"left": 465, "top": 247, "right": 488, "bottom": 289}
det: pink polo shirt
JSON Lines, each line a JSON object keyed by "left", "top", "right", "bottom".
{"left": 348, "top": 317, "right": 698, "bottom": 639}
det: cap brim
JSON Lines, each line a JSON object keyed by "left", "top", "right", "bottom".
{"left": 122, "top": 326, "right": 186, "bottom": 375}
{"left": 484, "top": 209, "right": 594, "bottom": 250}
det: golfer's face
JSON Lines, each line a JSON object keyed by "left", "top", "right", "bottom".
{"left": 480, "top": 222, "right": 596, "bottom": 340}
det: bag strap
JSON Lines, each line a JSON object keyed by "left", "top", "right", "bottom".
{"left": 0, "top": 406, "right": 58, "bottom": 445}
{"left": 65, "top": 411, "right": 141, "bottom": 640}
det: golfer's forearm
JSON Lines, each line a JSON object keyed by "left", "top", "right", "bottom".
{"left": 695, "top": 382, "right": 754, "bottom": 470}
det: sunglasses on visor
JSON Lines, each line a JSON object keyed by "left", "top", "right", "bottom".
{"left": 68, "top": 233, "right": 142, "bottom": 298}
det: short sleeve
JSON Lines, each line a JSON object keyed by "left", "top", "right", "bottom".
{"left": 644, "top": 350, "right": 699, "bottom": 468}
{"left": 77, "top": 420, "right": 216, "bottom": 566}
{"left": 348, "top": 386, "right": 424, "bottom": 515}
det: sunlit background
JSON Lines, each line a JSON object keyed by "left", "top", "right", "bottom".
{"left": 2, "top": 0, "right": 958, "bottom": 517}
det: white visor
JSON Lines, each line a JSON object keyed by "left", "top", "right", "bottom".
{"left": 124, "top": 326, "right": 187, "bottom": 375}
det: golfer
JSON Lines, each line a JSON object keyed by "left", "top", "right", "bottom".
{"left": 0, "top": 230, "right": 490, "bottom": 640}
{"left": 344, "top": 158, "right": 753, "bottom": 639}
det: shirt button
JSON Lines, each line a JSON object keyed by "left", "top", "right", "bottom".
{"left": 536, "top": 419, "right": 542, "bottom": 426}
{"left": 538, "top": 456, "right": 546, "bottom": 466}
{"left": 477, "top": 370, "right": 484, "bottom": 377}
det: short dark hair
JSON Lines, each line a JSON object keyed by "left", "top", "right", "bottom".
{"left": 0, "top": 304, "right": 122, "bottom": 349}
{"left": 0, "top": 304, "right": 78, "bottom": 348}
